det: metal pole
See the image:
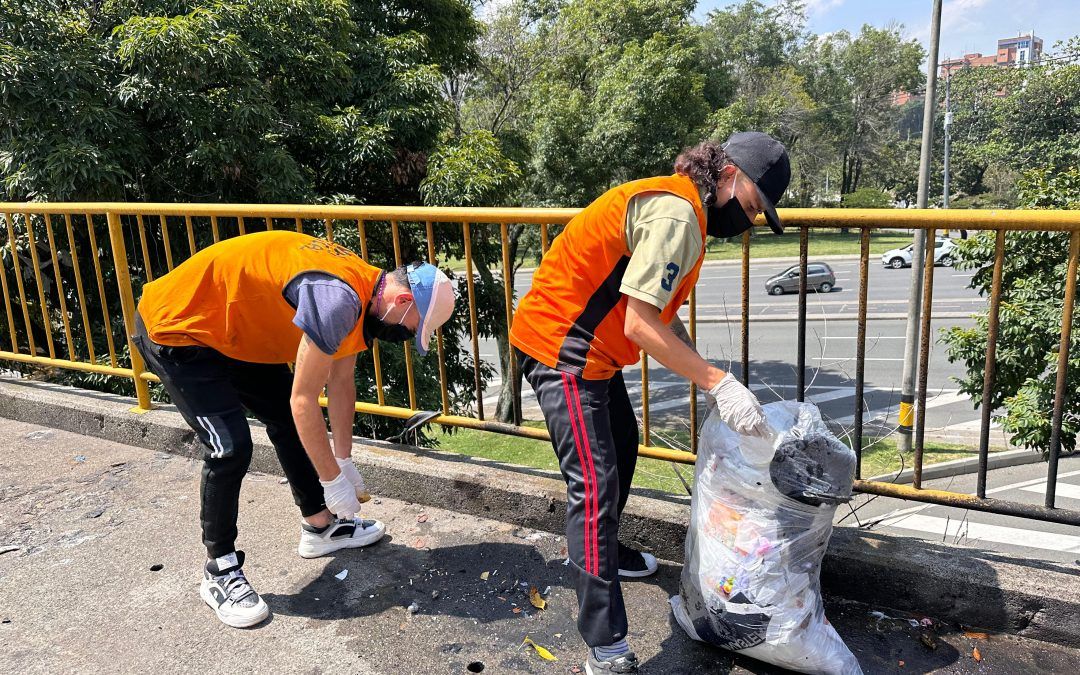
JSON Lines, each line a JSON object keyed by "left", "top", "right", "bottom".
{"left": 943, "top": 67, "right": 952, "bottom": 210}
{"left": 898, "top": 0, "right": 943, "bottom": 453}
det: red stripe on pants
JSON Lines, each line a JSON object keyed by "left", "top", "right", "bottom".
{"left": 569, "top": 376, "right": 601, "bottom": 577}
{"left": 561, "top": 373, "right": 596, "bottom": 575}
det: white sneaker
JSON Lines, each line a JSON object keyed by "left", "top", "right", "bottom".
{"left": 199, "top": 551, "right": 269, "bottom": 628}
{"left": 297, "top": 517, "right": 386, "bottom": 559}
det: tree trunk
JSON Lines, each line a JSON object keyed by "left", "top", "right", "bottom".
{"left": 484, "top": 229, "right": 524, "bottom": 426}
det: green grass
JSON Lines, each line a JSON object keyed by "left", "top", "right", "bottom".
{"left": 703, "top": 228, "right": 916, "bottom": 261}
{"left": 432, "top": 423, "right": 981, "bottom": 495}
{"left": 442, "top": 228, "right": 917, "bottom": 273}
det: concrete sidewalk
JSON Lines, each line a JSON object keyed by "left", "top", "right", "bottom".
{"left": 3, "top": 419, "right": 1079, "bottom": 673}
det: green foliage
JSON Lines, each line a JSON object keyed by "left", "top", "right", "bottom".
{"left": 942, "top": 166, "right": 1080, "bottom": 455}
{"left": 840, "top": 187, "right": 891, "bottom": 209}
{"left": 421, "top": 130, "right": 521, "bottom": 207}
{"left": 0, "top": 0, "right": 483, "bottom": 443}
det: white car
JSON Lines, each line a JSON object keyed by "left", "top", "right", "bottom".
{"left": 881, "top": 238, "right": 956, "bottom": 269}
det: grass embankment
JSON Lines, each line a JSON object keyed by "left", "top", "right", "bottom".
{"left": 433, "top": 422, "right": 976, "bottom": 496}
{"left": 703, "top": 229, "right": 915, "bottom": 261}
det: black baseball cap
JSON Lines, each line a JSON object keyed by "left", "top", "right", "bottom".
{"left": 722, "top": 131, "right": 791, "bottom": 234}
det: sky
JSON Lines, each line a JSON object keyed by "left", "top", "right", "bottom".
{"left": 695, "top": 0, "right": 1079, "bottom": 61}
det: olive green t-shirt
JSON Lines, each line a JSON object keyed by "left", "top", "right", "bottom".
{"left": 619, "top": 191, "right": 703, "bottom": 310}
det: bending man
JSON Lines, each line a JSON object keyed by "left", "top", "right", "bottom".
{"left": 133, "top": 230, "right": 455, "bottom": 628}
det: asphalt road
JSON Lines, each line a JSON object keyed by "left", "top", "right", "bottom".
{"left": 471, "top": 256, "right": 989, "bottom": 442}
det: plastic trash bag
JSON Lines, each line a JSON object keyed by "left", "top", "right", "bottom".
{"left": 670, "top": 401, "right": 863, "bottom": 675}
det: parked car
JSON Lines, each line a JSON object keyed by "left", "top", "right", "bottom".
{"left": 881, "top": 238, "right": 956, "bottom": 269}
{"left": 765, "top": 263, "right": 836, "bottom": 295}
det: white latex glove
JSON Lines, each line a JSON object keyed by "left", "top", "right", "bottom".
{"left": 336, "top": 457, "right": 371, "bottom": 504}
{"left": 320, "top": 471, "right": 362, "bottom": 520}
{"left": 707, "top": 373, "right": 769, "bottom": 437}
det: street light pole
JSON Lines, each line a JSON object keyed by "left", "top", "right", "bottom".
{"left": 898, "top": 0, "right": 943, "bottom": 453}
{"left": 943, "top": 67, "right": 951, "bottom": 210}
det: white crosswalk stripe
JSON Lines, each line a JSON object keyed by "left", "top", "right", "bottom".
{"left": 1021, "top": 482, "right": 1080, "bottom": 502}
{"left": 875, "top": 512, "right": 1080, "bottom": 553}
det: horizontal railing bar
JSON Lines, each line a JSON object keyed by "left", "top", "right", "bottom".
{"left": 2, "top": 204, "right": 1080, "bottom": 231}
{"left": 0, "top": 351, "right": 134, "bottom": 378}
{"left": 853, "top": 479, "right": 1080, "bottom": 526}
{"left": 335, "top": 399, "right": 699, "bottom": 464}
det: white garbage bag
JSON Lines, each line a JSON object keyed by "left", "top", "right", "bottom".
{"left": 670, "top": 401, "right": 863, "bottom": 675}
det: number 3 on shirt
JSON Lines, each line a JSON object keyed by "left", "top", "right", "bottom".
{"left": 660, "top": 262, "right": 680, "bottom": 292}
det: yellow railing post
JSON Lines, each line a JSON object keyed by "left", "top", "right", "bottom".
{"left": 106, "top": 211, "right": 152, "bottom": 411}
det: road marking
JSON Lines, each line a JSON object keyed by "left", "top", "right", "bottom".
{"left": 876, "top": 513, "right": 1080, "bottom": 552}
{"left": 830, "top": 389, "right": 964, "bottom": 426}
{"left": 813, "top": 357, "right": 904, "bottom": 362}
{"left": 820, "top": 336, "right": 907, "bottom": 340}
{"left": 857, "top": 470, "right": 1080, "bottom": 531}
{"left": 1021, "top": 482, "right": 1080, "bottom": 502}
{"left": 690, "top": 297, "right": 982, "bottom": 309}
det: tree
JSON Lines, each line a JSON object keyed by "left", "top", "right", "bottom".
{"left": 839, "top": 187, "right": 891, "bottom": 209}
{"left": 0, "top": 0, "right": 484, "bottom": 441}
{"left": 942, "top": 166, "right": 1080, "bottom": 455}
{"left": 800, "top": 25, "right": 924, "bottom": 196}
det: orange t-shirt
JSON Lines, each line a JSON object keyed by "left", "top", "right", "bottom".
{"left": 510, "top": 174, "right": 707, "bottom": 379}
{"left": 137, "top": 231, "right": 381, "bottom": 364}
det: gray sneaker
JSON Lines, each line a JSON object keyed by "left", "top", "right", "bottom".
{"left": 199, "top": 550, "right": 269, "bottom": 628}
{"left": 586, "top": 649, "right": 640, "bottom": 674}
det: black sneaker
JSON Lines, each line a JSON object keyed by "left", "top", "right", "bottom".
{"left": 617, "top": 543, "right": 658, "bottom": 578}
{"left": 586, "top": 649, "right": 640, "bottom": 674}
{"left": 199, "top": 550, "right": 269, "bottom": 628}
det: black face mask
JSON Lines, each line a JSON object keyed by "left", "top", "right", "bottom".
{"left": 706, "top": 193, "right": 755, "bottom": 238}
{"left": 363, "top": 311, "right": 415, "bottom": 346}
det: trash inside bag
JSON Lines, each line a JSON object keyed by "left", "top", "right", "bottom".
{"left": 670, "top": 401, "right": 863, "bottom": 675}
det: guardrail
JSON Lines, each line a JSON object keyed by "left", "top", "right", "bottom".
{"left": 1, "top": 202, "right": 1077, "bottom": 524}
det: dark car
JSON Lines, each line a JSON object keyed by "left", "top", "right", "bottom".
{"left": 765, "top": 263, "right": 836, "bottom": 295}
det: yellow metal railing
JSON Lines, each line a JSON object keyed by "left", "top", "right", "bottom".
{"left": 3, "top": 203, "right": 1080, "bottom": 522}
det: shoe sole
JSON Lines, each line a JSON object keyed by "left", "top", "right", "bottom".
{"left": 617, "top": 567, "right": 657, "bottom": 578}
{"left": 199, "top": 582, "right": 269, "bottom": 628}
{"left": 297, "top": 521, "right": 387, "bottom": 559}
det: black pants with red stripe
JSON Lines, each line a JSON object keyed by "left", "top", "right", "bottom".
{"left": 518, "top": 350, "right": 639, "bottom": 648}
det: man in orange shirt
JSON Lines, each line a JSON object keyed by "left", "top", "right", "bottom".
{"left": 510, "top": 132, "right": 790, "bottom": 673}
{"left": 133, "top": 231, "right": 455, "bottom": 628}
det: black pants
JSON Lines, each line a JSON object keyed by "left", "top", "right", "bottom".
{"left": 133, "top": 314, "right": 326, "bottom": 559}
{"left": 518, "top": 350, "right": 639, "bottom": 648}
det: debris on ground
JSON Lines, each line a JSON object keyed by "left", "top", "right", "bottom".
{"left": 480, "top": 571, "right": 489, "bottom": 581}
{"left": 74, "top": 455, "right": 87, "bottom": 463}
{"left": 417, "top": 513, "right": 428, "bottom": 523}
{"left": 973, "top": 646, "right": 983, "bottom": 662}
{"left": 407, "top": 602, "right": 419, "bottom": 615}
{"left": 0, "top": 546, "right": 19, "bottom": 555}
{"left": 335, "top": 569, "right": 348, "bottom": 581}
{"left": 521, "top": 636, "right": 557, "bottom": 661}
{"left": 529, "top": 586, "right": 546, "bottom": 610}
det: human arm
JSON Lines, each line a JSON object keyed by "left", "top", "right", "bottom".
{"left": 624, "top": 297, "right": 725, "bottom": 390}
{"left": 326, "top": 352, "right": 370, "bottom": 501}
{"left": 326, "top": 353, "right": 357, "bottom": 461}
{"left": 290, "top": 335, "right": 340, "bottom": 481}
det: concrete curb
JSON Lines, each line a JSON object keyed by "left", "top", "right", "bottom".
{"left": 867, "top": 448, "right": 1042, "bottom": 484}
{"left": 2, "top": 377, "right": 1078, "bottom": 648}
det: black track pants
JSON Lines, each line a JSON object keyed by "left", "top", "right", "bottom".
{"left": 518, "top": 349, "right": 639, "bottom": 648}
{"left": 133, "top": 313, "right": 326, "bottom": 558}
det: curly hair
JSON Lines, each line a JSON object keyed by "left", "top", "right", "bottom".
{"left": 674, "top": 141, "right": 731, "bottom": 206}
